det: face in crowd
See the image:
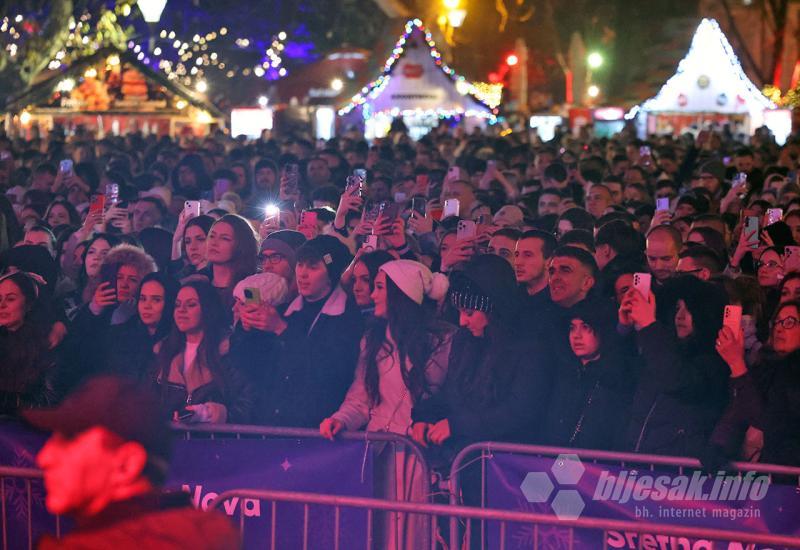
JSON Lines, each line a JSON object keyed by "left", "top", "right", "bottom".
{"left": 138, "top": 280, "right": 166, "bottom": 333}
{"left": 0, "top": 278, "right": 26, "bottom": 331}
{"left": 569, "top": 319, "right": 600, "bottom": 362}
{"left": 296, "top": 259, "right": 331, "bottom": 302}
{"left": 514, "top": 237, "right": 547, "bottom": 288}
{"left": 645, "top": 230, "right": 679, "bottom": 283}
{"left": 548, "top": 256, "right": 594, "bottom": 308}
{"left": 772, "top": 304, "right": 800, "bottom": 355}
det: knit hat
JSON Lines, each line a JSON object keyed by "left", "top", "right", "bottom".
{"left": 449, "top": 254, "right": 519, "bottom": 317}
{"left": 233, "top": 272, "right": 289, "bottom": 306}
{"left": 493, "top": 205, "right": 524, "bottom": 228}
{"left": 260, "top": 238, "right": 297, "bottom": 269}
{"left": 296, "top": 235, "right": 351, "bottom": 284}
{"left": 700, "top": 160, "right": 725, "bottom": 183}
{"left": 380, "top": 259, "right": 449, "bottom": 305}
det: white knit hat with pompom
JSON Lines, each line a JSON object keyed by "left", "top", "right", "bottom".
{"left": 380, "top": 260, "right": 449, "bottom": 305}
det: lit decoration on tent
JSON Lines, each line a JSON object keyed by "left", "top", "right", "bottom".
{"left": 471, "top": 82, "right": 503, "bottom": 108}
{"left": 634, "top": 18, "right": 774, "bottom": 115}
{"left": 338, "top": 18, "right": 496, "bottom": 121}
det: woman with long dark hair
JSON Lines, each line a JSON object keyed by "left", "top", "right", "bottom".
{"left": 203, "top": 214, "right": 258, "bottom": 314}
{"left": 61, "top": 233, "right": 121, "bottom": 320}
{"left": 341, "top": 249, "right": 394, "bottom": 315}
{"left": 0, "top": 271, "right": 58, "bottom": 414}
{"left": 154, "top": 279, "right": 253, "bottom": 424}
{"left": 102, "top": 272, "right": 179, "bottom": 380}
{"left": 170, "top": 213, "right": 214, "bottom": 279}
{"left": 320, "top": 259, "right": 452, "bottom": 550}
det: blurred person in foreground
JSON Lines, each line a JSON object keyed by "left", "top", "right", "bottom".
{"left": 25, "top": 375, "right": 239, "bottom": 549}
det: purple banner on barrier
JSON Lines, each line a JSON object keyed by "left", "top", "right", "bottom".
{"left": 486, "top": 452, "right": 800, "bottom": 549}
{"left": 167, "top": 438, "right": 373, "bottom": 550}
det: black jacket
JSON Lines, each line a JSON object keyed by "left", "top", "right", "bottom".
{"left": 413, "top": 328, "right": 552, "bottom": 453}
{"left": 257, "top": 286, "right": 364, "bottom": 427}
{"left": 625, "top": 322, "right": 729, "bottom": 457}
{"left": 546, "top": 351, "right": 633, "bottom": 450}
{"left": 101, "top": 317, "right": 161, "bottom": 381}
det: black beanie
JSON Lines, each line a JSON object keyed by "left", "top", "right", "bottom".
{"left": 296, "top": 235, "right": 352, "bottom": 284}
{"left": 449, "top": 254, "right": 519, "bottom": 318}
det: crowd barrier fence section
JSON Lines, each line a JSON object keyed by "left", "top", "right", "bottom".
{"left": 210, "top": 488, "right": 800, "bottom": 550}
{"left": 0, "top": 467, "right": 59, "bottom": 550}
{"left": 448, "top": 442, "right": 800, "bottom": 549}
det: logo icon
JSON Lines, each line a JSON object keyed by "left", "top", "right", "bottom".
{"left": 520, "top": 454, "right": 586, "bottom": 520}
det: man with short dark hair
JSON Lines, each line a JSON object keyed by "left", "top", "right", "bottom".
{"left": 542, "top": 163, "right": 568, "bottom": 190}
{"left": 677, "top": 245, "right": 723, "bottom": 281}
{"left": 537, "top": 189, "right": 562, "bottom": 217}
{"left": 488, "top": 228, "right": 521, "bottom": 265}
{"left": 585, "top": 184, "right": 613, "bottom": 219}
{"left": 547, "top": 246, "right": 598, "bottom": 308}
{"left": 27, "top": 376, "right": 239, "bottom": 549}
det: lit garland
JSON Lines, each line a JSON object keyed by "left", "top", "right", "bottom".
{"left": 471, "top": 81, "right": 503, "bottom": 109}
{"left": 338, "top": 18, "right": 497, "bottom": 120}
{"left": 127, "top": 27, "right": 289, "bottom": 88}
{"left": 637, "top": 18, "right": 774, "bottom": 115}
{"left": 763, "top": 85, "right": 800, "bottom": 108}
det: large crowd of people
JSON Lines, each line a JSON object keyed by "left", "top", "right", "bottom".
{"left": 1, "top": 120, "right": 799, "bottom": 478}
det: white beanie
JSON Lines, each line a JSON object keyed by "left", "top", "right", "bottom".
{"left": 380, "top": 260, "right": 449, "bottom": 305}
{"left": 233, "top": 273, "right": 289, "bottom": 307}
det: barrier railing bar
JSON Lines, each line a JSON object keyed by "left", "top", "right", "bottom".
{"left": 333, "top": 505, "right": 340, "bottom": 550}
{"left": 26, "top": 479, "right": 31, "bottom": 550}
{"left": 210, "top": 488, "right": 800, "bottom": 547}
{"left": 533, "top": 523, "right": 538, "bottom": 549}
{"left": 500, "top": 520, "right": 506, "bottom": 550}
{"left": 366, "top": 508, "right": 372, "bottom": 549}
{"left": 302, "top": 503, "right": 309, "bottom": 550}
{"left": 450, "top": 441, "right": 800, "bottom": 478}
{"left": 1, "top": 477, "right": 6, "bottom": 550}
{"left": 270, "top": 501, "right": 276, "bottom": 550}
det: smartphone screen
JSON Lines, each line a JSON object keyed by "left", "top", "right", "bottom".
{"left": 766, "top": 208, "right": 783, "bottom": 226}
{"left": 633, "top": 272, "right": 651, "bottom": 299}
{"left": 362, "top": 234, "right": 379, "bottom": 252}
{"left": 89, "top": 194, "right": 106, "bottom": 215}
{"left": 300, "top": 210, "right": 318, "bottom": 227}
{"left": 723, "top": 305, "right": 743, "bottom": 332}
{"left": 442, "top": 198, "right": 460, "bottom": 219}
{"left": 59, "top": 159, "right": 73, "bottom": 174}
{"left": 656, "top": 198, "right": 669, "bottom": 212}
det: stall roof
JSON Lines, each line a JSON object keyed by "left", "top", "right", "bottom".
{"left": 634, "top": 18, "right": 774, "bottom": 116}
{"left": 6, "top": 47, "right": 223, "bottom": 117}
{"left": 338, "top": 18, "right": 495, "bottom": 121}
{"left": 273, "top": 49, "right": 371, "bottom": 105}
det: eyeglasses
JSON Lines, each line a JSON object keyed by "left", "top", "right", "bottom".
{"left": 676, "top": 268, "right": 703, "bottom": 275}
{"left": 756, "top": 260, "right": 782, "bottom": 270}
{"left": 774, "top": 316, "right": 799, "bottom": 330}
{"left": 261, "top": 253, "right": 285, "bottom": 265}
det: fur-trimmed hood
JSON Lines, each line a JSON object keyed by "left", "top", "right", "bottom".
{"left": 102, "top": 243, "right": 157, "bottom": 277}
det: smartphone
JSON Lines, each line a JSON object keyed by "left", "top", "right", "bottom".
{"left": 442, "top": 198, "right": 460, "bottom": 219}
{"left": 394, "top": 192, "right": 407, "bottom": 203}
{"left": 732, "top": 172, "right": 747, "bottom": 188}
{"left": 447, "top": 166, "right": 461, "bottom": 181}
{"left": 378, "top": 201, "right": 399, "bottom": 220}
{"left": 99, "top": 262, "right": 118, "bottom": 297}
{"left": 363, "top": 201, "right": 381, "bottom": 224}
{"left": 744, "top": 216, "right": 760, "bottom": 249}
{"left": 784, "top": 246, "right": 800, "bottom": 273}
{"left": 457, "top": 220, "right": 477, "bottom": 241}
{"left": 300, "top": 210, "right": 318, "bottom": 227}
{"left": 362, "top": 234, "right": 379, "bottom": 252}
{"left": 411, "top": 197, "right": 427, "bottom": 216}
{"left": 639, "top": 146, "right": 651, "bottom": 157}
{"left": 0, "top": 151, "right": 11, "bottom": 161}
{"left": 766, "top": 208, "right": 783, "bottom": 226}
{"left": 656, "top": 197, "right": 670, "bottom": 212}
{"left": 89, "top": 194, "right": 106, "bottom": 215}
{"left": 105, "top": 183, "right": 119, "bottom": 206}
{"left": 284, "top": 163, "right": 299, "bottom": 194}
{"left": 426, "top": 178, "right": 444, "bottom": 201}
{"left": 177, "top": 407, "right": 195, "bottom": 421}
{"left": 353, "top": 168, "right": 367, "bottom": 186}
{"left": 184, "top": 200, "right": 201, "bottom": 218}
{"left": 723, "top": 305, "right": 743, "bottom": 332}
{"left": 633, "top": 272, "right": 652, "bottom": 299}
{"left": 345, "top": 175, "right": 362, "bottom": 197}
{"left": 59, "top": 159, "right": 73, "bottom": 174}
{"left": 244, "top": 287, "right": 261, "bottom": 306}
{"left": 487, "top": 160, "right": 497, "bottom": 171}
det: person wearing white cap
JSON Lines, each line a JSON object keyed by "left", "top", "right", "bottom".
{"left": 320, "top": 259, "right": 455, "bottom": 549}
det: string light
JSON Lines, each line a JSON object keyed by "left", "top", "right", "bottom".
{"left": 338, "top": 18, "right": 496, "bottom": 122}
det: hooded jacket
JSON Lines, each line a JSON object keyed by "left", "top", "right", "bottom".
{"left": 624, "top": 276, "right": 730, "bottom": 458}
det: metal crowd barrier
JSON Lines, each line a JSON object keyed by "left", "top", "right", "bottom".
{"left": 210, "top": 487, "right": 800, "bottom": 550}
{"left": 447, "top": 441, "right": 800, "bottom": 548}
{"left": 0, "top": 466, "right": 59, "bottom": 550}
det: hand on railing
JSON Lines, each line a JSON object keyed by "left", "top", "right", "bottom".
{"left": 320, "top": 417, "right": 345, "bottom": 440}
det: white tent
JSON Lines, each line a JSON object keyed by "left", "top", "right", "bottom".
{"left": 339, "top": 19, "right": 496, "bottom": 139}
{"left": 630, "top": 18, "right": 776, "bottom": 134}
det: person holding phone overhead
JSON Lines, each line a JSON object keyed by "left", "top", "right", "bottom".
{"left": 620, "top": 275, "right": 729, "bottom": 457}
{"left": 711, "top": 300, "right": 800, "bottom": 465}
